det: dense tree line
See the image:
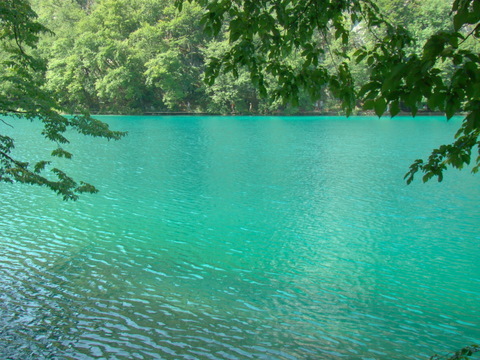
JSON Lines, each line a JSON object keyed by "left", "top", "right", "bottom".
{"left": 28, "top": 0, "right": 473, "bottom": 116}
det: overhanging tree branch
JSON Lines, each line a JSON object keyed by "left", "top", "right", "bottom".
{"left": 0, "top": 0, "right": 126, "bottom": 200}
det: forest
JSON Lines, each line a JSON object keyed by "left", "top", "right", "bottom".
{"left": 26, "top": 0, "right": 475, "bottom": 115}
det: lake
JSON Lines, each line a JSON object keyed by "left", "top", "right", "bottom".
{"left": 0, "top": 116, "right": 479, "bottom": 359}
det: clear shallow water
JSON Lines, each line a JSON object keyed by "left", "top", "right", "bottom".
{"left": 0, "top": 116, "right": 479, "bottom": 359}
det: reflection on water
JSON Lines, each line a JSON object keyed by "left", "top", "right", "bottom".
{"left": 1, "top": 116, "right": 479, "bottom": 359}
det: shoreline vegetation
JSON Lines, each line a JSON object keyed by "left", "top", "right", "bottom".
{"left": 85, "top": 110, "right": 455, "bottom": 117}
{"left": 29, "top": 0, "right": 476, "bottom": 120}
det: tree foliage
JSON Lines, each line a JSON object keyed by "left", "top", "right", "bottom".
{"left": 0, "top": 0, "right": 124, "bottom": 200}
{"left": 176, "top": 0, "right": 480, "bottom": 183}
{"left": 430, "top": 344, "right": 480, "bottom": 360}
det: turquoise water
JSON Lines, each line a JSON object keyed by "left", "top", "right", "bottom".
{"left": 0, "top": 116, "right": 479, "bottom": 359}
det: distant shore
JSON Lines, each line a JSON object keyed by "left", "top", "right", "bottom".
{"left": 86, "top": 110, "right": 453, "bottom": 117}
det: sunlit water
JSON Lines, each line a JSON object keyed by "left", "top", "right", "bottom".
{"left": 0, "top": 116, "right": 479, "bottom": 359}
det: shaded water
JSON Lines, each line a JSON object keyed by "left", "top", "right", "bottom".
{"left": 0, "top": 116, "right": 479, "bottom": 359}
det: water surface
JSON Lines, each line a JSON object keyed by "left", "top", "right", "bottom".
{"left": 1, "top": 116, "right": 479, "bottom": 359}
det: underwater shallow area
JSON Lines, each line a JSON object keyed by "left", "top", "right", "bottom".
{"left": 1, "top": 116, "right": 479, "bottom": 359}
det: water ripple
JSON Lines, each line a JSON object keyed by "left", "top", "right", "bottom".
{"left": 1, "top": 116, "right": 479, "bottom": 359}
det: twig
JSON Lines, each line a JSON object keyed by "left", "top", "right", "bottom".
{"left": 0, "top": 150, "right": 26, "bottom": 168}
{"left": 458, "top": 23, "right": 480, "bottom": 47}
{"left": 0, "top": 118, "right": 14, "bottom": 128}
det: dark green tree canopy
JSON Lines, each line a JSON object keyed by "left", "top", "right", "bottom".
{"left": 0, "top": 0, "right": 124, "bottom": 200}
{"left": 177, "top": 0, "right": 480, "bottom": 183}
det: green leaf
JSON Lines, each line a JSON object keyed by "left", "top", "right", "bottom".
{"left": 355, "top": 51, "right": 368, "bottom": 64}
{"left": 390, "top": 100, "right": 400, "bottom": 117}
{"left": 229, "top": 18, "right": 243, "bottom": 42}
{"left": 423, "top": 35, "right": 447, "bottom": 59}
{"left": 453, "top": 10, "right": 469, "bottom": 31}
{"left": 51, "top": 148, "right": 72, "bottom": 159}
{"left": 427, "top": 95, "right": 438, "bottom": 111}
{"left": 358, "top": 81, "right": 380, "bottom": 98}
{"left": 34, "top": 160, "right": 51, "bottom": 173}
{"left": 363, "top": 99, "right": 375, "bottom": 110}
{"left": 474, "top": 0, "right": 480, "bottom": 15}
{"left": 374, "top": 98, "right": 387, "bottom": 117}
{"left": 445, "top": 98, "right": 458, "bottom": 119}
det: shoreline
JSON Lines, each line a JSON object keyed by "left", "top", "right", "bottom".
{"left": 83, "top": 110, "right": 454, "bottom": 117}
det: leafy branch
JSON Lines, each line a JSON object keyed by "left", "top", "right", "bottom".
{"left": 177, "top": 0, "right": 480, "bottom": 183}
{"left": 0, "top": 0, "right": 126, "bottom": 200}
{"left": 430, "top": 344, "right": 480, "bottom": 360}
